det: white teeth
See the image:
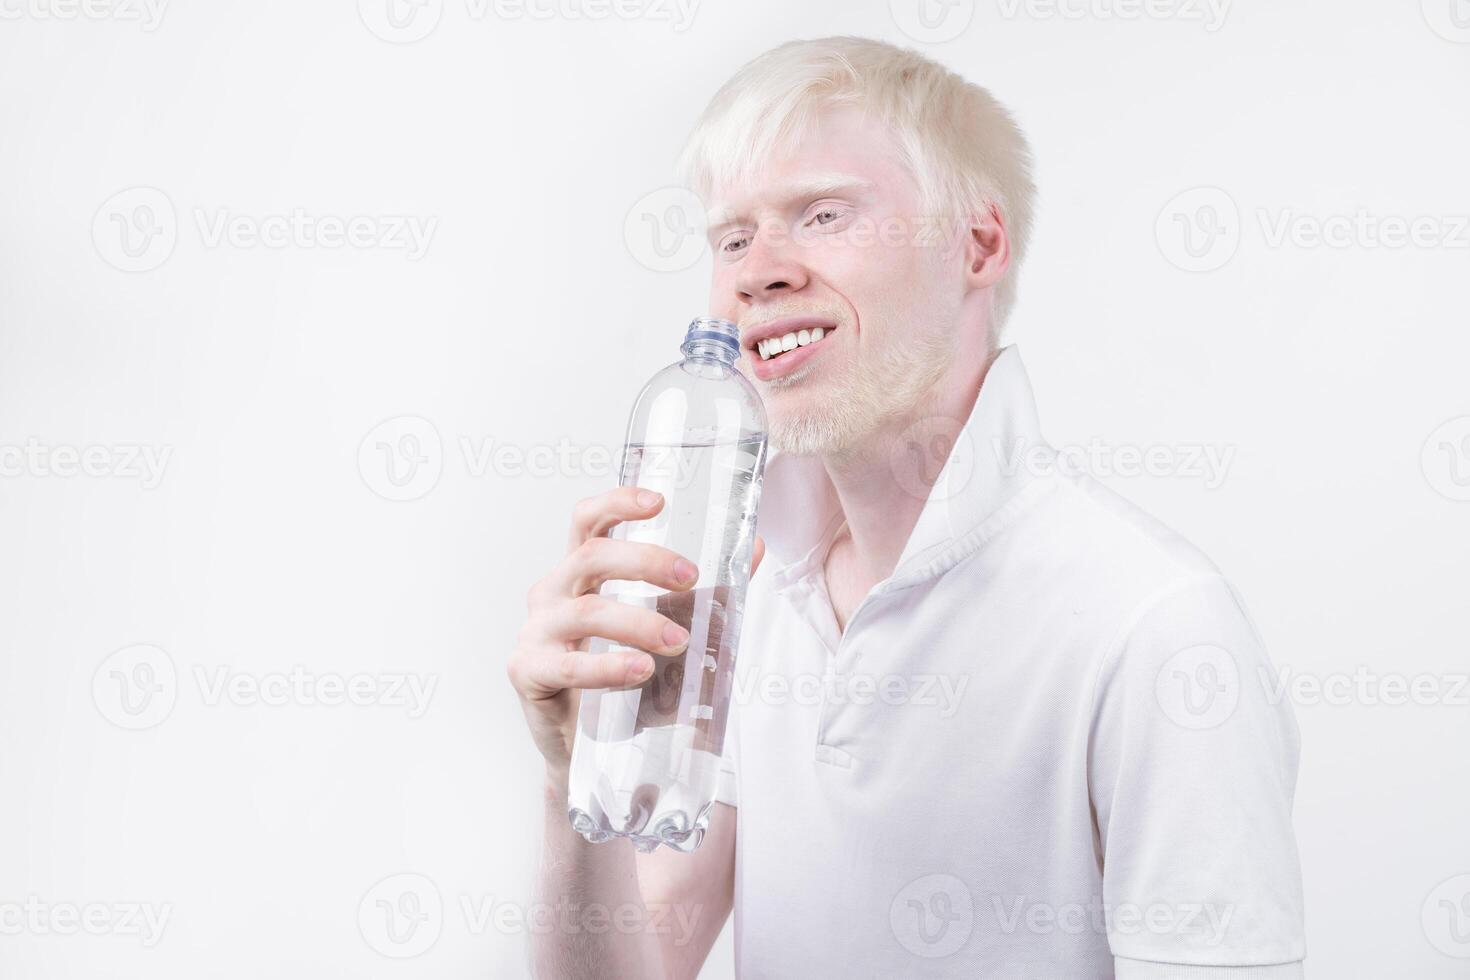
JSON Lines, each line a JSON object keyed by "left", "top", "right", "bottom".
{"left": 756, "top": 325, "right": 833, "bottom": 360}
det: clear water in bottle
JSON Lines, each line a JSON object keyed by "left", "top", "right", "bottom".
{"left": 567, "top": 316, "right": 767, "bottom": 853}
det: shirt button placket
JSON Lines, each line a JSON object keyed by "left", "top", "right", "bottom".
{"left": 808, "top": 576, "right": 864, "bottom": 771}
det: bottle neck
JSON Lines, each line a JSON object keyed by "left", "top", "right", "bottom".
{"left": 680, "top": 316, "right": 740, "bottom": 366}
{"left": 681, "top": 339, "right": 739, "bottom": 365}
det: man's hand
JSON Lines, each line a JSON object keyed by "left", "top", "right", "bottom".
{"left": 507, "top": 485, "right": 765, "bottom": 791}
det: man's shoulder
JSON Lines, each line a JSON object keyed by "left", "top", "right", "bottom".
{"left": 1010, "top": 469, "right": 1237, "bottom": 626}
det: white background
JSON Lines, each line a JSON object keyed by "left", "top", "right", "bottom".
{"left": 1, "top": 1, "right": 1467, "bottom": 977}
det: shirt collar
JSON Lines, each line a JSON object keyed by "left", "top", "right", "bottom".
{"left": 756, "top": 344, "right": 1048, "bottom": 587}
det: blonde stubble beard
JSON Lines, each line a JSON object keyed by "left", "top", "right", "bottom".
{"left": 763, "top": 318, "right": 955, "bottom": 459}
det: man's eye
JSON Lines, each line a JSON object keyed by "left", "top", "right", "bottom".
{"left": 721, "top": 235, "right": 750, "bottom": 254}
{"left": 809, "top": 207, "right": 844, "bottom": 227}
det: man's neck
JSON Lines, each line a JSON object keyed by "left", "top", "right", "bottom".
{"left": 821, "top": 346, "right": 1002, "bottom": 598}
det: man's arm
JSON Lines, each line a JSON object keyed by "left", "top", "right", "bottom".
{"left": 635, "top": 801, "right": 737, "bottom": 980}
{"left": 508, "top": 487, "right": 758, "bottom": 978}
{"left": 1089, "top": 571, "right": 1307, "bottom": 977}
{"left": 533, "top": 770, "right": 735, "bottom": 980}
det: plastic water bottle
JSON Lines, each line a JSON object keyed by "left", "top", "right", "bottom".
{"left": 567, "top": 316, "right": 768, "bottom": 853}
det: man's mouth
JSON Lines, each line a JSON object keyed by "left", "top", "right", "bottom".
{"left": 755, "top": 325, "right": 833, "bottom": 361}
{"left": 741, "top": 315, "right": 840, "bottom": 382}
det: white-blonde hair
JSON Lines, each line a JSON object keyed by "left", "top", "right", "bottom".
{"left": 676, "top": 35, "right": 1037, "bottom": 334}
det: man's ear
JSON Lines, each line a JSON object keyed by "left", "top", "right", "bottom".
{"left": 963, "top": 202, "right": 1011, "bottom": 291}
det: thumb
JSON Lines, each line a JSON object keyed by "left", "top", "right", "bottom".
{"left": 750, "top": 534, "right": 767, "bottom": 578}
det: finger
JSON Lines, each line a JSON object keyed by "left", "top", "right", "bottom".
{"left": 546, "top": 537, "right": 699, "bottom": 599}
{"left": 568, "top": 485, "right": 665, "bottom": 552}
{"left": 510, "top": 646, "right": 655, "bottom": 700}
{"left": 750, "top": 534, "right": 766, "bottom": 578}
{"left": 538, "top": 593, "right": 691, "bottom": 657}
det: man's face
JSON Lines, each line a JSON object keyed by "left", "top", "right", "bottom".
{"left": 706, "top": 105, "right": 964, "bottom": 458}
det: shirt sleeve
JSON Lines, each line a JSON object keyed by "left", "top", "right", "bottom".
{"left": 1089, "top": 572, "right": 1306, "bottom": 975}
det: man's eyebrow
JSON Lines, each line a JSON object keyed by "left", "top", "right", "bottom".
{"left": 704, "top": 173, "right": 875, "bottom": 237}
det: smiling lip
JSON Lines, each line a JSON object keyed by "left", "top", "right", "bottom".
{"left": 749, "top": 336, "right": 829, "bottom": 381}
{"left": 741, "top": 315, "right": 837, "bottom": 352}
{"left": 748, "top": 333, "right": 836, "bottom": 382}
{"left": 742, "top": 315, "right": 839, "bottom": 383}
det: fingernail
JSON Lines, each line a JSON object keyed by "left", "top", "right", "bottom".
{"left": 663, "top": 622, "right": 690, "bottom": 648}
{"left": 674, "top": 558, "right": 698, "bottom": 584}
{"left": 627, "top": 655, "right": 654, "bottom": 682}
{"left": 637, "top": 490, "right": 661, "bottom": 509}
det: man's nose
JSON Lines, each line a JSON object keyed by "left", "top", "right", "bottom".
{"left": 735, "top": 229, "right": 809, "bottom": 304}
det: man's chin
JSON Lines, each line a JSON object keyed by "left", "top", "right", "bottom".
{"left": 766, "top": 405, "right": 854, "bottom": 457}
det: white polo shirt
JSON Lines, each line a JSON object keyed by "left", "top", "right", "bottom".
{"left": 713, "top": 346, "right": 1306, "bottom": 979}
